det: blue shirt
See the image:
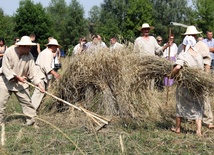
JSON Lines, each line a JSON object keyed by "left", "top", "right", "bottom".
{"left": 203, "top": 38, "right": 214, "bottom": 59}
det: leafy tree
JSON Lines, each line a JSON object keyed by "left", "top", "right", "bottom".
{"left": 124, "top": 0, "right": 153, "bottom": 41}
{"left": 88, "top": 6, "right": 101, "bottom": 34}
{"left": 14, "top": 0, "right": 54, "bottom": 49}
{"left": 46, "top": 0, "right": 68, "bottom": 48}
{"left": 150, "top": 0, "right": 194, "bottom": 44}
{"left": 88, "top": 0, "right": 153, "bottom": 44}
{"left": 193, "top": 0, "right": 214, "bottom": 34}
{"left": 0, "top": 8, "right": 16, "bottom": 46}
{"left": 64, "top": 0, "right": 89, "bottom": 51}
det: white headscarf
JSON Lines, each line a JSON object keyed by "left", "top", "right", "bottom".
{"left": 182, "top": 35, "right": 197, "bottom": 52}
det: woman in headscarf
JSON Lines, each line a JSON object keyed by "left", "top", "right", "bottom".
{"left": 170, "top": 27, "right": 204, "bottom": 136}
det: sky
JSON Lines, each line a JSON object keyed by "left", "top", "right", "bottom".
{"left": 0, "top": 0, "right": 103, "bottom": 18}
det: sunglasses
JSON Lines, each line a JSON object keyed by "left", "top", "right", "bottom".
{"left": 157, "top": 40, "right": 162, "bottom": 42}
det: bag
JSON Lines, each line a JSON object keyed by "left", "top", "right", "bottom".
{"left": 0, "top": 59, "right": 2, "bottom": 68}
{"left": 53, "top": 56, "right": 61, "bottom": 71}
{"left": 54, "top": 63, "right": 62, "bottom": 71}
{"left": 0, "top": 45, "right": 6, "bottom": 68}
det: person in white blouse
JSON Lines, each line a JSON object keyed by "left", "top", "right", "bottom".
{"left": 109, "top": 37, "right": 123, "bottom": 52}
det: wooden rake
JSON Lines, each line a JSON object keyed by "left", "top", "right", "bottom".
{"left": 25, "top": 81, "right": 111, "bottom": 130}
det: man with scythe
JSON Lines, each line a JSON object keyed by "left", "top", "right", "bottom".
{"left": 134, "top": 23, "right": 172, "bottom": 90}
{"left": 0, "top": 36, "right": 45, "bottom": 126}
{"left": 134, "top": 23, "right": 171, "bottom": 56}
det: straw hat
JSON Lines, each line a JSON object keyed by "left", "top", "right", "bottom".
{"left": 46, "top": 38, "right": 61, "bottom": 47}
{"left": 138, "top": 23, "right": 155, "bottom": 31}
{"left": 15, "top": 36, "right": 36, "bottom": 46}
{"left": 184, "top": 25, "right": 202, "bottom": 35}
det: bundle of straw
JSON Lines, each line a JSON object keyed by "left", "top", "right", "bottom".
{"left": 48, "top": 48, "right": 214, "bottom": 122}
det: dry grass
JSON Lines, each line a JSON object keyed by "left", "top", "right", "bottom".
{"left": 43, "top": 47, "right": 214, "bottom": 126}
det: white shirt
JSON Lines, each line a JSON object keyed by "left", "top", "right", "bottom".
{"left": 163, "top": 43, "right": 178, "bottom": 57}
{"left": 110, "top": 42, "right": 123, "bottom": 51}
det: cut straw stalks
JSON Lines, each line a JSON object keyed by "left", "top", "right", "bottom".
{"left": 1, "top": 123, "right": 5, "bottom": 146}
{"left": 25, "top": 81, "right": 110, "bottom": 129}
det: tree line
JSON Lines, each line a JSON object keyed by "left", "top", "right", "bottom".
{"left": 0, "top": 0, "right": 213, "bottom": 55}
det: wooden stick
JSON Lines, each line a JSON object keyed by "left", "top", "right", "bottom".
{"left": 1, "top": 123, "right": 5, "bottom": 146}
{"left": 86, "top": 113, "right": 102, "bottom": 126}
{"left": 82, "top": 107, "right": 111, "bottom": 122}
{"left": 166, "top": 27, "right": 172, "bottom": 105}
{"left": 25, "top": 81, "right": 109, "bottom": 125}
{"left": 80, "top": 107, "right": 109, "bottom": 125}
{"left": 26, "top": 81, "right": 81, "bottom": 111}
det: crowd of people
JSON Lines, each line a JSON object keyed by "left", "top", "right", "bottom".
{"left": 72, "top": 35, "right": 123, "bottom": 55}
{"left": 0, "top": 22, "right": 213, "bottom": 136}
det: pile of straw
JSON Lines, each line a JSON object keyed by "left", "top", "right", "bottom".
{"left": 49, "top": 47, "right": 214, "bottom": 123}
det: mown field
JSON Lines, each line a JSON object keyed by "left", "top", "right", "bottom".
{"left": 1, "top": 88, "right": 214, "bottom": 155}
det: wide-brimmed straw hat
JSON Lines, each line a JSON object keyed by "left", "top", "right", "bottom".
{"left": 138, "top": 23, "right": 155, "bottom": 31}
{"left": 46, "top": 38, "right": 61, "bottom": 47}
{"left": 183, "top": 25, "right": 202, "bottom": 35}
{"left": 15, "top": 36, "right": 36, "bottom": 46}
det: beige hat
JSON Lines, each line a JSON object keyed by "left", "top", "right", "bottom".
{"left": 184, "top": 25, "right": 202, "bottom": 35}
{"left": 46, "top": 38, "right": 61, "bottom": 47}
{"left": 15, "top": 36, "right": 36, "bottom": 46}
{"left": 138, "top": 23, "right": 155, "bottom": 31}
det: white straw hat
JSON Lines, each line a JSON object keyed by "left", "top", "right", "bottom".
{"left": 184, "top": 25, "right": 202, "bottom": 35}
{"left": 46, "top": 38, "right": 61, "bottom": 47}
{"left": 15, "top": 36, "right": 36, "bottom": 46}
{"left": 138, "top": 23, "right": 155, "bottom": 31}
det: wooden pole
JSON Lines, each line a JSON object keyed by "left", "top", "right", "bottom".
{"left": 166, "top": 27, "right": 172, "bottom": 105}
{"left": 25, "top": 81, "right": 110, "bottom": 126}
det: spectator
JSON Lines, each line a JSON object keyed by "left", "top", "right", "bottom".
{"left": 30, "top": 34, "right": 41, "bottom": 62}
{"left": 109, "top": 37, "right": 123, "bottom": 51}
{"left": 97, "top": 35, "right": 107, "bottom": 48}
{"left": 73, "top": 37, "right": 87, "bottom": 55}
{"left": 203, "top": 31, "right": 214, "bottom": 74}
{"left": 156, "top": 36, "right": 163, "bottom": 45}
{"left": 86, "top": 34, "right": 105, "bottom": 53}
{"left": 163, "top": 34, "right": 178, "bottom": 86}
{"left": 0, "top": 37, "right": 7, "bottom": 68}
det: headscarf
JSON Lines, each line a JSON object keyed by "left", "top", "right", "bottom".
{"left": 182, "top": 35, "right": 197, "bottom": 52}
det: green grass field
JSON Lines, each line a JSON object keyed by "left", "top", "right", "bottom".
{"left": 1, "top": 90, "right": 213, "bottom": 155}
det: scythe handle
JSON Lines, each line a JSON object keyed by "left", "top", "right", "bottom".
{"left": 25, "top": 81, "right": 82, "bottom": 111}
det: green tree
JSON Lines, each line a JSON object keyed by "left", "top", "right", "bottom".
{"left": 193, "top": 0, "right": 214, "bottom": 33}
{"left": 46, "top": 0, "right": 68, "bottom": 49}
{"left": 88, "top": 0, "right": 153, "bottom": 44}
{"left": 124, "top": 0, "right": 153, "bottom": 41}
{"left": 65, "top": 0, "right": 89, "bottom": 51}
{"left": 150, "top": 0, "right": 194, "bottom": 44}
{"left": 88, "top": 6, "right": 101, "bottom": 34}
{"left": 14, "top": 0, "right": 54, "bottom": 49}
{"left": 0, "top": 8, "right": 16, "bottom": 46}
